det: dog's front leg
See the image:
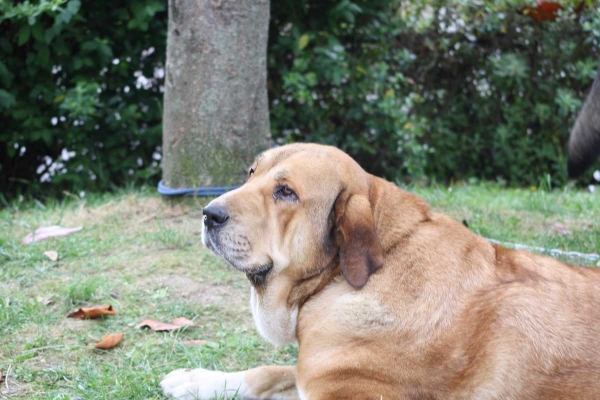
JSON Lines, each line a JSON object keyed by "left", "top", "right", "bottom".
{"left": 160, "top": 365, "right": 299, "bottom": 400}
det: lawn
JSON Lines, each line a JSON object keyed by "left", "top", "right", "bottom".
{"left": 1, "top": 184, "right": 598, "bottom": 399}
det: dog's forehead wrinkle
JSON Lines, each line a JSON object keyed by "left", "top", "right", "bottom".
{"left": 268, "top": 145, "right": 334, "bottom": 170}
{"left": 274, "top": 170, "right": 287, "bottom": 180}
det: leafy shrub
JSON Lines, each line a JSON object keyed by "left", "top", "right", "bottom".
{"left": 268, "top": 0, "right": 600, "bottom": 185}
{"left": 0, "top": 0, "right": 166, "bottom": 200}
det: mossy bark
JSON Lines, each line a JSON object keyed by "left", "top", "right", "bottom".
{"left": 162, "top": 0, "right": 271, "bottom": 188}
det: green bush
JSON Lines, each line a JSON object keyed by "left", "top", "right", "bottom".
{"left": 269, "top": 0, "right": 600, "bottom": 186}
{"left": 0, "top": 0, "right": 166, "bottom": 200}
{"left": 1, "top": 0, "right": 599, "bottom": 201}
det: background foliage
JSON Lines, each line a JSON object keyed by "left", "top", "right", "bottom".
{"left": 269, "top": 0, "right": 600, "bottom": 185}
{"left": 1, "top": 0, "right": 599, "bottom": 201}
{"left": 0, "top": 0, "right": 167, "bottom": 200}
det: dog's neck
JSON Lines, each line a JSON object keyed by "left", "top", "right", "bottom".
{"left": 255, "top": 258, "right": 341, "bottom": 346}
{"left": 286, "top": 257, "right": 341, "bottom": 308}
{"left": 285, "top": 177, "right": 429, "bottom": 310}
{"left": 368, "top": 175, "right": 431, "bottom": 254}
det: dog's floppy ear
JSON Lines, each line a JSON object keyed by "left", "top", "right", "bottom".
{"left": 335, "top": 192, "right": 384, "bottom": 288}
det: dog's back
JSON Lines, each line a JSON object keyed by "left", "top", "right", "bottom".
{"left": 476, "top": 246, "right": 600, "bottom": 398}
{"left": 568, "top": 65, "right": 600, "bottom": 177}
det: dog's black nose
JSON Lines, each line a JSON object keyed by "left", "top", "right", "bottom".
{"left": 203, "top": 205, "right": 229, "bottom": 228}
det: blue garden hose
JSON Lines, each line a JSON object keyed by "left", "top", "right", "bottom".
{"left": 157, "top": 180, "right": 240, "bottom": 197}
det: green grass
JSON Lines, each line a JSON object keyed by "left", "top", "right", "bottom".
{"left": 0, "top": 185, "right": 598, "bottom": 399}
{"left": 412, "top": 183, "right": 600, "bottom": 265}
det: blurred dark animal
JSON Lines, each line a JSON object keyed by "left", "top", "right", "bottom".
{"left": 568, "top": 66, "right": 600, "bottom": 178}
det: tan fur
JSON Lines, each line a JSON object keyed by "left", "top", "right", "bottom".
{"left": 161, "top": 143, "right": 600, "bottom": 400}
{"left": 244, "top": 366, "right": 299, "bottom": 399}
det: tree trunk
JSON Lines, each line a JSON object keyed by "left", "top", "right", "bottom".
{"left": 162, "top": 0, "right": 271, "bottom": 189}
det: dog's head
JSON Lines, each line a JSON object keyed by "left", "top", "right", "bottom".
{"left": 202, "top": 143, "right": 383, "bottom": 291}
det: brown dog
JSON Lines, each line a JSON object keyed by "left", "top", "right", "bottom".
{"left": 161, "top": 143, "right": 600, "bottom": 399}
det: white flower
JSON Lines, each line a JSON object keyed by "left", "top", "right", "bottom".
{"left": 589, "top": 185, "right": 596, "bottom": 193}
{"left": 61, "top": 148, "right": 76, "bottom": 161}
{"left": 593, "top": 170, "right": 600, "bottom": 182}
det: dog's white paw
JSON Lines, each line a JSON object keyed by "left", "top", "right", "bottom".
{"left": 160, "top": 368, "right": 248, "bottom": 399}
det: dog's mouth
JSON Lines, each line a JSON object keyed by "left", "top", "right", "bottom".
{"left": 203, "top": 229, "right": 273, "bottom": 286}
{"left": 245, "top": 264, "right": 272, "bottom": 287}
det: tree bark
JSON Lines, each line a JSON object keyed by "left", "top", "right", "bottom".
{"left": 162, "top": 0, "right": 271, "bottom": 188}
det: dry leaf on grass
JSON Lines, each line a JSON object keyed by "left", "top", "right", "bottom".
{"left": 135, "top": 320, "right": 182, "bottom": 331}
{"left": 43, "top": 251, "right": 58, "bottom": 261}
{"left": 170, "top": 317, "right": 194, "bottom": 326}
{"left": 68, "top": 305, "right": 117, "bottom": 319}
{"left": 135, "top": 317, "right": 195, "bottom": 331}
{"left": 551, "top": 223, "right": 572, "bottom": 236}
{"left": 94, "top": 333, "right": 124, "bottom": 350}
{"left": 182, "top": 339, "right": 209, "bottom": 346}
{"left": 0, "top": 369, "right": 2, "bottom": 382}
{"left": 23, "top": 226, "right": 83, "bottom": 244}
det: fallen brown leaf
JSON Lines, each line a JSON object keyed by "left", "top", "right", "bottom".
{"left": 23, "top": 225, "right": 83, "bottom": 244}
{"left": 551, "top": 223, "right": 572, "bottom": 236}
{"left": 182, "top": 339, "right": 208, "bottom": 346}
{"left": 135, "top": 320, "right": 184, "bottom": 331}
{"left": 94, "top": 333, "right": 124, "bottom": 350}
{"left": 43, "top": 251, "right": 59, "bottom": 261}
{"left": 68, "top": 305, "right": 116, "bottom": 319}
{"left": 135, "top": 317, "right": 194, "bottom": 331}
{"left": 0, "top": 369, "right": 2, "bottom": 382}
{"left": 170, "top": 317, "right": 194, "bottom": 327}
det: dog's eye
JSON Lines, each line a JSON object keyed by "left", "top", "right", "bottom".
{"left": 274, "top": 185, "right": 297, "bottom": 201}
{"left": 248, "top": 167, "right": 255, "bottom": 177}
